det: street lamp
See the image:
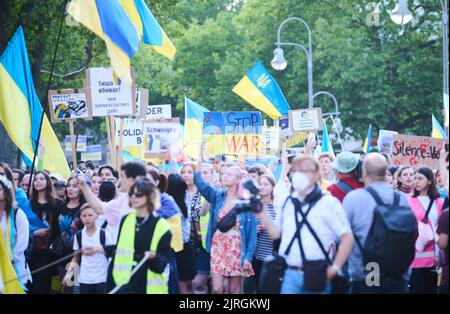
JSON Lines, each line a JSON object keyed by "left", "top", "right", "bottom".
{"left": 314, "top": 91, "right": 344, "bottom": 150}
{"left": 271, "top": 48, "right": 288, "bottom": 70}
{"left": 272, "top": 17, "right": 314, "bottom": 109}
{"left": 390, "top": 0, "right": 448, "bottom": 129}
{"left": 390, "top": 0, "right": 413, "bottom": 25}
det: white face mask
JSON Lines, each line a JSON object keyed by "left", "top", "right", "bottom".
{"left": 291, "top": 172, "right": 310, "bottom": 192}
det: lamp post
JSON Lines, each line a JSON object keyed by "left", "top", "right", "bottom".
{"left": 271, "top": 17, "right": 314, "bottom": 109}
{"left": 390, "top": 0, "right": 448, "bottom": 129}
{"left": 314, "top": 91, "right": 344, "bottom": 150}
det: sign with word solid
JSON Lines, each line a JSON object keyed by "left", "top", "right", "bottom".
{"left": 203, "top": 111, "right": 262, "bottom": 156}
{"left": 48, "top": 89, "right": 92, "bottom": 123}
{"left": 143, "top": 118, "right": 180, "bottom": 157}
{"left": 81, "top": 145, "right": 102, "bottom": 161}
{"left": 377, "top": 130, "right": 398, "bottom": 155}
{"left": 289, "top": 108, "right": 323, "bottom": 132}
{"left": 390, "top": 134, "right": 447, "bottom": 169}
{"left": 65, "top": 135, "right": 87, "bottom": 152}
{"left": 115, "top": 118, "right": 144, "bottom": 147}
{"left": 147, "top": 104, "right": 172, "bottom": 120}
{"left": 84, "top": 67, "right": 136, "bottom": 117}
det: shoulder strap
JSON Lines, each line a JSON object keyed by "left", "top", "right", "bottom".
{"left": 424, "top": 198, "right": 435, "bottom": 221}
{"left": 336, "top": 181, "right": 353, "bottom": 194}
{"left": 76, "top": 230, "right": 82, "bottom": 248}
{"left": 101, "top": 220, "right": 108, "bottom": 229}
{"left": 100, "top": 229, "right": 106, "bottom": 246}
{"left": 365, "top": 186, "right": 385, "bottom": 206}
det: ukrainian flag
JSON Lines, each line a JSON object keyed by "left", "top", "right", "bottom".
{"left": 432, "top": 114, "right": 447, "bottom": 139}
{"left": 321, "top": 119, "right": 335, "bottom": 158}
{"left": 67, "top": 0, "right": 140, "bottom": 84}
{"left": 233, "top": 61, "right": 290, "bottom": 120}
{"left": 0, "top": 27, "right": 70, "bottom": 179}
{"left": 362, "top": 124, "right": 372, "bottom": 154}
{"left": 0, "top": 226, "right": 25, "bottom": 294}
{"left": 120, "top": 0, "right": 176, "bottom": 60}
{"left": 184, "top": 98, "right": 209, "bottom": 159}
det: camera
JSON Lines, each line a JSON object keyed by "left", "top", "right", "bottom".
{"left": 235, "top": 178, "right": 263, "bottom": 213}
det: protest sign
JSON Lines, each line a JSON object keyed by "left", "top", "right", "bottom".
{"left": 147, "top": 104, "right": 172, "bottom": 120}
{"left": 203, "top": 112, "right": 262, "bottom": 156}
{"left": 276, "top": 116, "right": 291, "bottom": 139}
{"left": 261, "top": 126, "right": 281, "bottom": 153}
{"left": 84, "top": 67, "right": 136, "bottom": 117}
{"left": 115, "top": 118, "right": 144, "bottom": 147}
{"left": 377, "top": 130, "right": 398, "bottom": 155}
{"left": 390, "top": 134, "right": 447, "bottom": 169}
{"left": 64, "top": 135, "right": 87, "bottom": 152}
{"left": 143, "top": 118, "right": 180, "bottom": 157}
{"left": 134, "top": 88, "right": 149, "bottom": 119}
{"left": 48, "top": 89, "right": 92, "bottom": 122}
{"left": 289, "top": 108, "right": 323, "bottom": 132}
{"left": 81, "top": 145, "right": 102, "bottom": 161}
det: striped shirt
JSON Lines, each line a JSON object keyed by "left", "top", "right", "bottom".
{"left": 254, "top": 203, "right": 276, "bottom": 261}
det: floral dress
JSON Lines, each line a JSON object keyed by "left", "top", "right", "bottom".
{"left": 210, "top": 207, "right": 254, "bottom": 277}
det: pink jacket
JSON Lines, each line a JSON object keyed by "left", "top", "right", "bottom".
{"left": 408, "top": 197, "right": 444, "bottom": 269}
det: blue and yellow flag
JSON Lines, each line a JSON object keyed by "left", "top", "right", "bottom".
{"left": 233, "top": 61, "right": 290, "bottom": 120}
{"left": 68, "top": 0, "right": 140, "bottom": 84}
{"left": 321, "top": 119, "right": 335, "bottom": 158}
{"left": 362, "top": 124, "right": 372, "bottom": 154}
{"left": 184, "top": 98, "right": 209, "bottom": 158}
{"left": 120, "top": 0, "right": 176, "bottom": 60}
{"left": 432, "top": 114, "right": 447, "bottom": 139}
{"left": 0, "top": 226, "right": 25, "bottom": 294}
{"left": 0, "top": 27, "right": 70, "bottom": 178}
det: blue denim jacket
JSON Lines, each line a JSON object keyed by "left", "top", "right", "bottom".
{"left": 194, "top": 172, "right": 256, "bottom": 264}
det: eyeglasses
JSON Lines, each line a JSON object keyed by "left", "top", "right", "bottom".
{"left": 129, "top": 192, "right": 145, "bottom": 198}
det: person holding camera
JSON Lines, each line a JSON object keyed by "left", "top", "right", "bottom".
{"left": 256, "top": 155, "right": 354, "bottom": 294}
{"left": 194, "top": 155, "right": 256, "bottom": 294}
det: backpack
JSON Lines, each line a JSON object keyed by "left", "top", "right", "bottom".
{"left": 354, "top": 187, "right": 417, "bottom": 275}
{"left": 336, "top": 181, "right": 353, "bottom": 195}
{"left": 75, "top": 228, "right": 106, "bottom": 249}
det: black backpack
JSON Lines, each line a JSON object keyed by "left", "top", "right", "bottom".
{"left": 75, "top": 228, "right": 107, "bottom": 263}
{"left": 354, "top": 187, "right": 417, "bottom": 275}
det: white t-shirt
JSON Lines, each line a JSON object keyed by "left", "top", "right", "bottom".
{"left": 274, "top": 183, "right": 351, "bottom": 267}
{"left": 73, "top": 227, "right": 113, "bottom": 284}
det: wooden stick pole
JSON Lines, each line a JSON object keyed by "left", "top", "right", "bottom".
{"left": 69, "top": 120, "right": 77, "bottom": 171}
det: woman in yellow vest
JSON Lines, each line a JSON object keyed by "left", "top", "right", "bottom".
{"left": 109, "top": 178, "right": 172, "bottom": 294}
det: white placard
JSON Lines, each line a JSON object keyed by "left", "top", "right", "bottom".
{"left": 115, "top": 118, "right": 144, "bottom": 147}
{"left": 86, "top": 68, "right": 135, "bottom": 117}
{"left": 261, "top": 126, "right": 280, "bottom": 152}
{"left": 289, "top": 108, "right": 323, "bottom": 132}
{"left": 378, "top": 130, "right": 398, "bottom": 155}
{"left": 147, "top": 104, "right": 172, "bottom": 120}
{"left": 143, "top": 119, "right": 180, "bottom": 155}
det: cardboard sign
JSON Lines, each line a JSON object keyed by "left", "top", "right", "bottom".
{"left": 203, "top": 112, "right": 262, "bottom": 156}
{"left": 143, "top": 118, "right": 180, "bottom": 157}
{"left": 81, "top": 145, "right": 102, "bottom": 161}
{"left": 261, "top": 126, "right": 281, "bottom": 152}
{"left": 377, "top": 130, "right": 398, "bottom": 155}
{"left": 84, "top": 67, "right": 136, "bottom": 117}
{"left": 115, "top": 118, "right": 144, "bottom": 147}
{"left": 147, "top": 104, "right": 172, "bottom": 120}
{"left": 390, "top": 134, "right": 447, "bottom": 168}
{"left": 285, "top": 131, "right": 309, "bottom": 148}
{"left": 65, "top": 135, "right": 87, "bottom": 152}
{"left": 289, "top": 108, "right": 323, "bottom": 132}
{"left": 134, "top": 88, "right": 149, "bottom": 119}
{"left": 48, "top": 89, "right": 92, "bottom": 122}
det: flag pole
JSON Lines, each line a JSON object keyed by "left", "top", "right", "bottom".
{"left": 27, "top": 0, "right": 69, "bottom": 195}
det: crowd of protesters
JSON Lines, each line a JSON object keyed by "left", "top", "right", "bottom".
{"left": 0, "top": 141, "right": 448, "bottom": 294}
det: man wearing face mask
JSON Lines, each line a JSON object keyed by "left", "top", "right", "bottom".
{"left": 327, "top": 152, "right": 364, "bottom": 203}
{"left": 257, "top": 154, "right": 354, "bottom": 294}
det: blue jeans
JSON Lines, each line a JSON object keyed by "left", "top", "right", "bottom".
{"left": 280, "top": 268, "right": 331, "bottom": 294}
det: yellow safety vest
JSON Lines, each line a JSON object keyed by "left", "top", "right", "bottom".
{"left": 112, "top": 212, "right": 170, "bottom": 294}
{"left": 199, "top": 196, "right": 210, "bottom": 249}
